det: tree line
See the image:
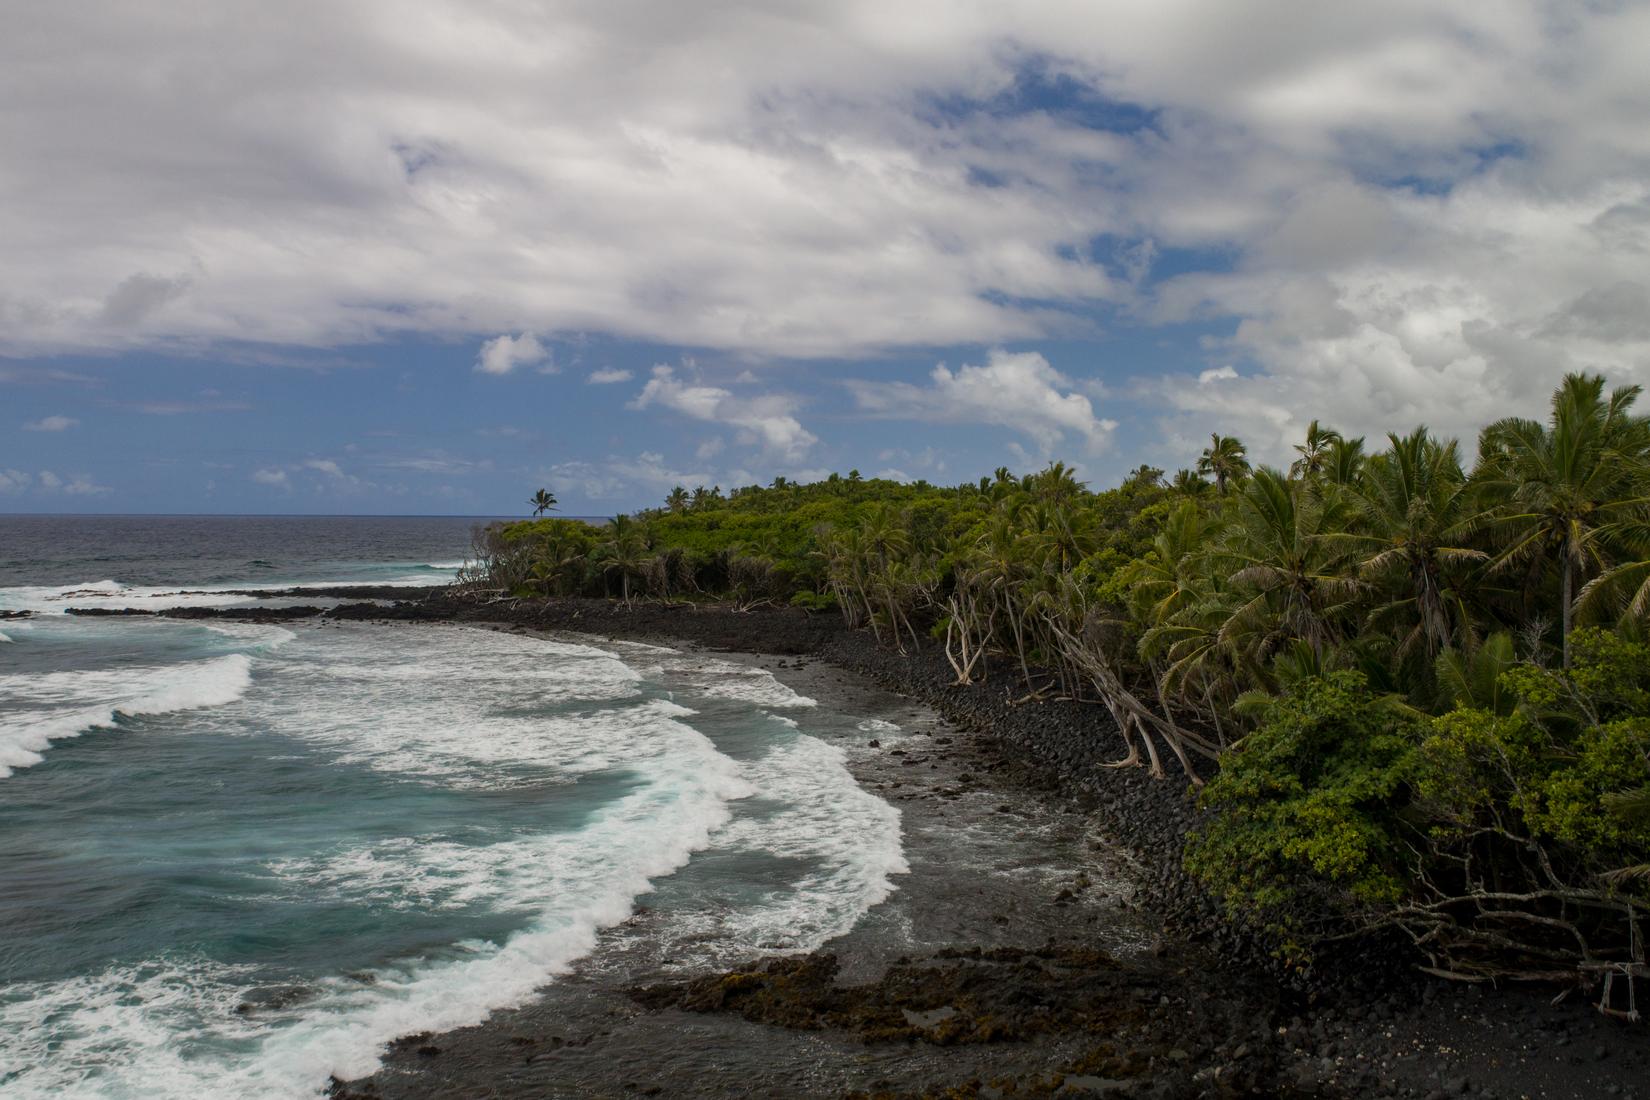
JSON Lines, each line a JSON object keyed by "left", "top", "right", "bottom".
{"left": 475, "top": 374, "right": 1648, "bottom": 1001}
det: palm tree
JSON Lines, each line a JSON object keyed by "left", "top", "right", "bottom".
{"left": 529, "top": 488, "right": 558, "bottom": 517}
{"left": 665, "top": 486, "right": 689, "bottom": 513}
{"left": 1322, "top": 435, "right": 1369, "bottom": 488}
{"left": 1127, "top": 501, "right": 1217, "bottom": 633}
{"left": 1434, "top": 632, "right": 1517, "bottom": 715}
{"left": 858, "top": 504, "right": 917, "bottom": 649}
{"left": 1339, "top": 428, "right": 1486, "bottom": 660}
{"left": 1198, "top": 434, "right": 1250, "bottom": 495}
{"left": 1290, "top": 420, "right": 1343, "bottom": 481}
{"left": 596, "top": 515, "right": 650, "bottom": 603}
{"left": 1216, "top": 467, "right": 1359, "bottom": 660}
{"left": 1030, "top": 461, "right": 1084, "bottom": 507}
{"left": 1476, "top": 373, "right": 1650, "bottom": 666}
{"left": 1170, "top": 468, "right": 1210, "bottom": 496}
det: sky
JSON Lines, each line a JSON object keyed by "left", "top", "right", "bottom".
{"left": 4, "top": 1, "right": 1650, "bottom": 515}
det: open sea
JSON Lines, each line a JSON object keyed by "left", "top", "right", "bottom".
{"left": 0, "top": 516, "right": 907, "bottom": 1097}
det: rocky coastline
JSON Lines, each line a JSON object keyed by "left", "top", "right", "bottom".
{"left": 90, "top": 589, "right": 1650, "bottom": 1097}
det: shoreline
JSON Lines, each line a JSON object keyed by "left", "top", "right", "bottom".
{"left": 96, "top": 592, "right": 1650, "bottom": 1096}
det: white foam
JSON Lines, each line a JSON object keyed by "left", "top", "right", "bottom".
{"left": 200, "top": 622, "right": 297, "bottom": 650}
{"left": 252, "top": 626, "right": 648, "bottom": 787}
{"left": 0, "top": 958, "right": 266, "bottom": 1098}
{"left": 0, "top": 566, "right": 461, "bottom": 615}
{"left": 0, "top": 630, "right": 10, "bottom": 643}
{"left": 629, "top": 650, "right": 818, "bottom": 708}
{"left": 265, "top": 700, "right": 744, "bottom": 910}
{"left": 0, "top": 622, "right": 912, "bottom": 1098}
{"left": 0, "top": 677, "right": 752, "bottom": 1099}
{"left": 701, "top": 730, "right": 907, "bottom": 955}
{"left": 0, "top": 579, "right": 270, "bottom": 614}
{"left": 0, "top": 654, "right": 254, "bottom": 778}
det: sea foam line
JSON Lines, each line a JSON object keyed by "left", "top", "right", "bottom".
{"left": 0, "top": 698, "right": 753, "bottom": 1098}
{"left": 0, "top": 653, "right": 253, "bottom": 778}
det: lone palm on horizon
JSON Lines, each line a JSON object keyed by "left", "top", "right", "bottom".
{"left": 530, "top": 488, "right": 558, "bottom": 517}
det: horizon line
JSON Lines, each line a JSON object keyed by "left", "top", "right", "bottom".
{"left": 0, "top": 511, "right": 615, "bottom": 520}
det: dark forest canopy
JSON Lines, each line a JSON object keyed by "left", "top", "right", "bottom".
{"left": 473, "top": 374, "right": 1650, "bottom": 998}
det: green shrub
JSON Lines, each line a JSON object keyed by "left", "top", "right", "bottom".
{"left": 1186, "top": 672, "right": 1418, "bottom": 927}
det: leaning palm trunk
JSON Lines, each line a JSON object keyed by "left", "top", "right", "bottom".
{"left": 937, "top": 579, "right": 988, "bottom": 684}
{"left": 1041, "top": 614, "right": 1218, "bottom": 782}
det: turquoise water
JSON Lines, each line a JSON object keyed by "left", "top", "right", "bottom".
{"left": 0, "top": 519, "right": 906, "bottom": 1097}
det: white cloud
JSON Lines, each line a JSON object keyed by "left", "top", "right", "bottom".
{"left": 543, "top": 451, "right": 714, "bottom": 503}
{"left": 586, "top": 367, "right": 633, "bottom": 385}
{"left": 61, "top": 475, "right": 109, "bottom": 495}
{"left": 21, "top": 469, "right": 111, "bottom": 495}
{"left": 0, "top": 1, "right": 1646, "bottom": 464}
{"left": 0, "top": 2, "right": 1136, "bottom": 359}
{"left": 302, "top": 458, "right": 369, "bottom": 491}
{"left": 251, "top": 468, "right": 290, "bottom": 488}
{"left": 475, "top": 333, "right": 551, "bottom": 375}
{"left": 631, "top": 365, "right": 817, "bottom": 459}
{"left": 22, "top": 415, "right": 77, "bottom": 431}
{"left": 849, "top": 349, "right": 1117, "bottom": 454}
{"left": 377, "top": 454, "right": 492, "bottom": 475}
{"left": 133, "top": 399, "right": 250, "bottom": 415}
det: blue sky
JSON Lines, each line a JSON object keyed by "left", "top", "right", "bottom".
{"left": 4, "top": 3, "right": 1649, "bottom": 515}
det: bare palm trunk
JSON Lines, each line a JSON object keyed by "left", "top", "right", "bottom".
{"left": 1562, "top": 548, "right": 1574, "bottom": 668}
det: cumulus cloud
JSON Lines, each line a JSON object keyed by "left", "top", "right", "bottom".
{"left": 22, "top": 415, "right": 77, "bottom": 431}
{"left": 631, "top": 365, "right": 817, "bottom": 459}
{"left": 2, "top": 2, "right": 1648, "bottom": 465}
{"left": 0, "top": 2, "right": 1135, "bottom": 359}
{"left": 251, "top": 468, "right": 290, "bottom": 488}
{"left": 849, "top": 350, "right": 1117, "bottom": 454}
{"left": 23, "top": 469, "right": 110, "bottom": 495}
{"left": 543, "top": 451, "right": 714, "bottom": 503}
{"left": 586, "top": 367, "right": 633, "bottom": 385}
{"left": 475, "top": 333, "right": 551, "bottom": 375}
{"left": 1150, "top": 180, "right": 1650, "bottom": 461}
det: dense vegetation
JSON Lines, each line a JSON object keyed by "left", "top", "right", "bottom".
{"left": 473, "top": 374, "right": 1649, "bottom": 1001}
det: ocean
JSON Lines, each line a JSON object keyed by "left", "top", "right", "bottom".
{"left": 0, "top": 516, "right": 907, "bottom": 1097}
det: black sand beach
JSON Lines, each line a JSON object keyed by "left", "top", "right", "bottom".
{"left": 93, "top": 590, "right": 1650, "bottom": 1098}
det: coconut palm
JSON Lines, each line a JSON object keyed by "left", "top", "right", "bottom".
{"left": 665, "top": 486, "right": 689, "bottom": 513}
{"left": 1170, "top": 469, "right": 1210, "bottom": 496}
{"left": 596, "top": 515, "right": 650, "bottom": 603}
{"left": 1339, "top": 428, "right": 1487, "bottom": 661}
{"left": 1475, "top": 373, "right": 1650, "bottom": 665}
{"left": 1198, "top": 434, "right": 1250, "bottom": 496}
{"left": 529, "top": 488, "right": 558, "bottom": 517}
{"left": 1321, "top": 435, "right": 1369, "bottom": 488}
{"left": 1215, "top": 467, "right": 1360, "bottom": 661}
{"left": 1289, "top": 420, "right": 1343, "bottom": 481}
